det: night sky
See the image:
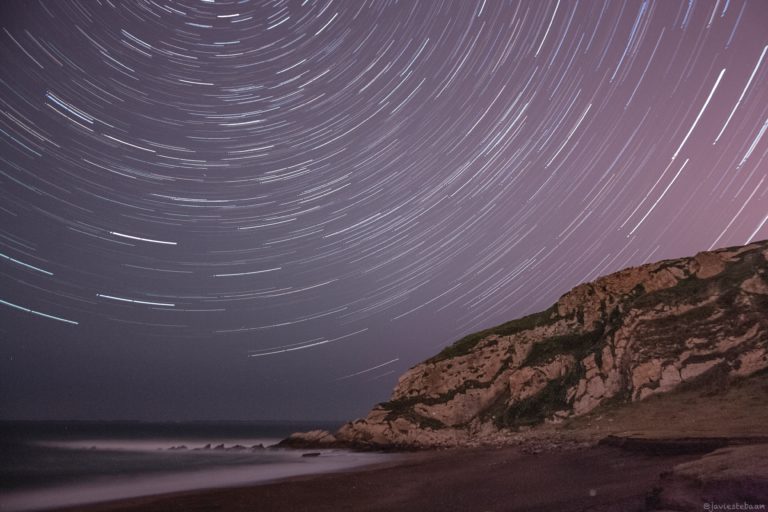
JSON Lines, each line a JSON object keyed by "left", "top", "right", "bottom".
{"left": 1, "top": 0, "right": 767, "bottom": 422}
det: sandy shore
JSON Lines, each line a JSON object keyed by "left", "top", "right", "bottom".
{"left": 53, "top": 445, "right": 699, "bottom": 512}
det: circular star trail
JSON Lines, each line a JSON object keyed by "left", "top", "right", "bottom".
{"left": 1, "top": 0, "right": 767, "bottom": 420}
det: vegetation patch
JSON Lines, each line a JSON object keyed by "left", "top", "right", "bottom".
{"left": 644, "top": 303, "right": 718, "bottom": 330}
{"left": 416, "top": 416, "right": 446, "bottom": 430}
{"left": 495, "top": 366, "right": 583, "bottom": 428}
{"left": 378, "top": 396, "right": 422, "bottom": 416}
{"left": 592, "top": 384, "right": 631, "bottom": 410}
{"left": 430, "top": 247, "right": 765, "bottom": 366}
{"left": 379, "top": 379, "right": 487, "bottom": 421}
{"left": 378, "top": 400, "right": 447, "bottom": 430}
{"left": 429, "top": 305, "right": 559, "bottom": 362}
{"left": 523, "top": 326, "right": 605, "bottom": 367}
{"left": 479, "top": 388, "right": 511, "bottom": 425}
{"left": 632, "top": 251, "right": 764, "bottom": 311}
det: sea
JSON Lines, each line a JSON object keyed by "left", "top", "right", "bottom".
{"left": 0, "top": 421, "right": 390, "bottom": 512}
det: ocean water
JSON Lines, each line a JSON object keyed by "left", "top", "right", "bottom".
{"left": 0, "top": 421, "right": 390, "bottom": 512}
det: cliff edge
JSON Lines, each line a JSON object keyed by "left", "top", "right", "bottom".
{"left": 286, "top": 241, "right": 768, "bottom": 449}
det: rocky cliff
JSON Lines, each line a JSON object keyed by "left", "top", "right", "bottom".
{"left": 317, "top": 240, "right": 768, "bottom": 449}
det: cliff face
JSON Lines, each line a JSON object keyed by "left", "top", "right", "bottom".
{"left": 335, "top": 241, "right": 768, "bottom": 448}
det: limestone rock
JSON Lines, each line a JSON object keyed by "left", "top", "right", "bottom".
{"left": 659, "top": 365, "right": 682, "bottom": 392}
{"left": 321, "top": 240, "right": 768, "bottom": 449}
{"left": 691, "top": 250, "right": 726, "bottom": 279}
{"left": 742, "top": 275, "right": 768, "bottom": 294}
{"left": 278, "top": 429, "right": 338, "bottom": 448}
{"left": 680, "top": 359, "right": 722, "bottom": 381}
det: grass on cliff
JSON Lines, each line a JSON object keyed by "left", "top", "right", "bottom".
{"left": 429, "top": 244, "right": 766, "bottom": 365}
{"left": 429, "top": 304, "right": 559, "bottom": 363}
{"left": 379, "top": 379, "right": 486, "bottom": 419}
{"left": 427, "top": 244, "right": 766, "bottom": 363}
{"left": 378, "top": 396, "right": 449, "bottom": 431}
{"left": 557, "top": 368, "right": 768, "bottom": 440}
{"left": 397, "top": 243, "right": 768, "bottom": 432}
{"left": 494, "top": 366, "right": 584, "bottom": 428}
{"left": 523, "top": 326, "right": 605, "bottom": 367}
{"left": 632, "top": 249, "right": 765, "bottom": 311}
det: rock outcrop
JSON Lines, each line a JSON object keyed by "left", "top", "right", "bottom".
{"left": 278, "top": 429, "right": 339, "bottom": 449}
{"left": 648, "top": 444, "right": 768, "bottom": 511}
{"left": 331, "top": 240, "right": 768, "bottom": 448}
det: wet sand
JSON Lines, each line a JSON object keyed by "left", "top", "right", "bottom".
{"left": 55, "top": 445, "right": 699, "bottom": 512}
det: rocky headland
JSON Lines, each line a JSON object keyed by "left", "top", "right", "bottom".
{"left": 280, "top": 240, "right": 768, "bottom": 510}
{"left": 64, "top": 242, "right": 768, "bottom": 512}
{"left": 285, "top": 240, "right": 768, "bottom": 450}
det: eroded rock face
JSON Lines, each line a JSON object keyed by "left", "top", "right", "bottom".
{"left": 334, "top": 241, "right": 768, "bottom": 448}
{"left": 278, "top": 429, "right": 338, "bottom": 448}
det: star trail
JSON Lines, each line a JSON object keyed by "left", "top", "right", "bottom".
{"left": 1, "top": 0, "right": 767, "bottom": 421}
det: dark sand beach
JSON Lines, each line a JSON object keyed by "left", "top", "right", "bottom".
{"left": 56, "top": 445, "right": 698, "bottom": 512}
{"left": 41, "top": 359, "right": 768, "bottom": 512}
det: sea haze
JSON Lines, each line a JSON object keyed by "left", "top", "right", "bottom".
{"left": 0, "top": 421, "right": 391, "bottom": 512}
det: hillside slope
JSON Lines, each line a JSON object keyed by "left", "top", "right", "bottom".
{"left": 331, "top": 240, "right": 768, "bottom": 448}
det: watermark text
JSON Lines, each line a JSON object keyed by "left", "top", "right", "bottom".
{"left": 704, "top": 502, "right": 766, "bottom": 511}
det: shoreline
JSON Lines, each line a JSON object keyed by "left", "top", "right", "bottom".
{"left": 50, "top": 443, "right": 701, "bottom": 512}
{"left": 1, "top": 448, "right": 398, "bottom": 512}
{"left": 56, "top": 452, "right": 423, "bottom": 512}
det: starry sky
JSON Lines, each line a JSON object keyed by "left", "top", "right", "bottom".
{"left": 1, "top": 0, "right": 767, "bottom": 422}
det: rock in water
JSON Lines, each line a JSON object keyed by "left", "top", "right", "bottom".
{"left": 334, "top": 240, "right": 768, "bottom": 448}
